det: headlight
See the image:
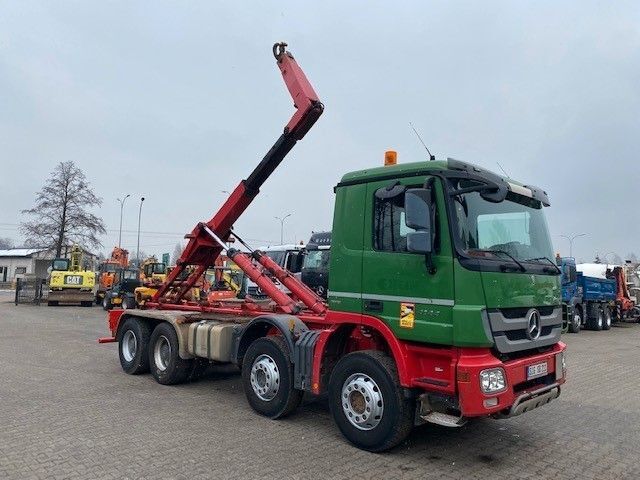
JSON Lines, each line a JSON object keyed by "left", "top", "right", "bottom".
{"left": 480, "top": 368, "right": 507, "bottom": 394}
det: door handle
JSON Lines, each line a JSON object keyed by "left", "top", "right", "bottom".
{"left": 364, "top": 299, "right": 383, "bottom": 312}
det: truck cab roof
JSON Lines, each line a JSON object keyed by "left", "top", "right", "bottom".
{"left": 338, "top": 158, "right": 550, "bottom": 207}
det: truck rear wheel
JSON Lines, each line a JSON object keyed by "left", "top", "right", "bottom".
{"left": 589, "top": 308, "right": 603, "bottom": 331}
{"left": 328, "top": 350, "right": 414, "bottom": 452}
{"left": 568, "top": 307, "right": 581, "bottom": 333}
{"left": 242, "top": 336, "right": 302, "bottom": 419}
{"left": 102, "top": 295, "right": 111, "bottom": 311}
{"left": 602, "top": 307, "right": 612, "bottom": 330}
{"left": 149, "top": 322, "right": 192, "bottom": 385}
{"left": 118, "top": 317, "right": 151, "bottom": 374}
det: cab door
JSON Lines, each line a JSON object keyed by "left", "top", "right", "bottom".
{"left": 361, "top": 176, "right": 455, "bottom": 345}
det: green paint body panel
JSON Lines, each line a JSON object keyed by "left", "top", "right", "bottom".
{"left": 328, "top": 160, "right": 561, "bottom": 348}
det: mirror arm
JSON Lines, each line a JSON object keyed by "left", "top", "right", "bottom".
{"left": 425, "top": 252, "right": 437, "bottom": 275}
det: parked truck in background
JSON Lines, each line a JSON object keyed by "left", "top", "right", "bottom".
{"left": 301, "top": 231, "right": 331, "bottom": 298}
{"left": 47, "top": 245, "right": 95, "bottom": 307}
{"left": 557, "top": 256, "right": 615, "bottom": 332}
{"left": 99, "top": 43, "right": 566, "bottom": 452}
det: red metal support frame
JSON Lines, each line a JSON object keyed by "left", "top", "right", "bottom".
{"left": 151, "top": 43, "right": 323, "bottom": 305}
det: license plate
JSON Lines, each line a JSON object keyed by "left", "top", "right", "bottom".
{"left": 527, "top": 361, "right": 548, "bottom": 379}
{"left": 64, "top": 275, "right": 83, "bottom": 285}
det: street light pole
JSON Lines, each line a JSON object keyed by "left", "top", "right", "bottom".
{"left": 559, "top": 233, "right": 586, "bottom": 258}
{"left": 136, "top": 197, "right": 145, "bottom": 267}
{"left": 275, "top": 213, "right": 292, "bottom": 245}
{"left": 117, "top": 194, "right": 131, "bottom": 248}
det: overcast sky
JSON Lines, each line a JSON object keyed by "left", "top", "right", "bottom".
{"left": 1, "top": 1, "right": 639, "bottom": 263}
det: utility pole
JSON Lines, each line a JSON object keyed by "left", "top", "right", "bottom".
{"left": 136, "top": 197, "right": 145, "bottom": 267}
{"left": 275, "top": 213, "right": 292, "bottom": 245}
{"left": 117, "top": 194, "right": 131, "bottom": 248}
{"left": 559, "top": 233, "right": 586, "bottom": 258}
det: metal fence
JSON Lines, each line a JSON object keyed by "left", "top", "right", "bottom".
{"left": 14, "top": 277, "right": 48, "bottom": 305}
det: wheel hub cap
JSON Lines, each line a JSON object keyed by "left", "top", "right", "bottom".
{"left": 122, "top": 330, "right": 137, "bottom": 362}
{"left": 250, "top": 354, "right": 280, "bottom": 401}
{"left": 341, "top": 373, "right": 384, "bottom": 431}
{"left": 154, "top": 335, "right": 171, "bottom": 371}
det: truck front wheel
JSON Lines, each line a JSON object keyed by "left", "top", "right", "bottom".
{"left": 242, "top": 336, "right": 302, "bottom": 419}
{"left": 328, "top": 350, "right": 414, "bottom": 452}
{"left": 568, "top": 307, "right": 581, "bottom": 333}
{"left": 118, "top": 317, "right": 151, "bottom": 374}
{"left": 149, "top": 322, "right": 192, "bottom": 385}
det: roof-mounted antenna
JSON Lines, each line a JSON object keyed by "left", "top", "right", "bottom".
{"left": 409, "top": 122, "right": 435, "bottom": 161}
{"left": 496, "top": 162, "right": 510, "bottom": 178}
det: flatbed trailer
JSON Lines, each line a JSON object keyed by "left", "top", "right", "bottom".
{"left": 100, "top": 43, "right": 566, "bottom": 452}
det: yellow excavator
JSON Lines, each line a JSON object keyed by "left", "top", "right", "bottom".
{"left": 47, "top": 244, "right": 95, "bottom": 306}
{"left": 134, "top": 257, "right": 168, "bottom": 307}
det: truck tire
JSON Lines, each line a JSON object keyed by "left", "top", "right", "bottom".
{"left": 328, "top": 350, "right": 414, "bottom": 452}
{"left": 149, "top": 322, "right": 192, "bottom": 385}
{"left": 242, "top": 336, "right": 302, "bottom": 419}
{"left": 81, "top": 301, "right": 93, "bottom": 307}
{"left": 568, "top": 307, "right": 581, "bottom": 333}
{"left": 118, "top": 317, "right": 151, "bottom": 374}
{"left": 102, "top": 295, "right": 111, "bottom": 311}
{"left": 589, "top": 308, "right": 603, "bottom": 331}
{"left": 602, "top": 307, "right": 612, "bottom": 330}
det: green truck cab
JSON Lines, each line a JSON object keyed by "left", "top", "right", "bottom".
{"left": 327, "top": 157, "right": 565, "bottom": 429}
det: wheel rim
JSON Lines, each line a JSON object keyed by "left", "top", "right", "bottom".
{"left": 103, "top": 297, "right": 108, "bottom": 308}
{"left": 597, "top": 312, "right": 603, "bottom": 328}
{"left": 341, "top": 373, "right": 384, "bottom": 431}
{"left": 605, "top": 310, "right": 611, "bottom": 327}
{"left": 154, "top": 335, "right": 171, "bottom": 371}
{"left": 250, "top": 354, "right": 280, "bottom": 401}
{"left": 121, "top": 330, "right": 137, "bottom": 362}
{"left": 573, "top": 314, "right": 580, "bottom": 329}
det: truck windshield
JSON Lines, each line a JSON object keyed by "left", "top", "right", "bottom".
{"left": 451, "top": 188, "right": 554, "bottom": 264}
{"left": 303, "top": 250, "right": 330, "bottom": 270}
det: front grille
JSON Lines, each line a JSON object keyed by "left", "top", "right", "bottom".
{"left": 487, "top": 306, "right": 562, "bottom": 354}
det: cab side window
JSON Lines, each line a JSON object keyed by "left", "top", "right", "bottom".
{"left": 373, "top": 190, "right": 416, "bottom": 252}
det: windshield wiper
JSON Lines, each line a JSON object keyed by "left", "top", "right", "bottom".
{"left": 482, "top": 250, "right": 526, "bottom": 272}
{"left": 524, "top": 256, "right": 561, "bottom": 274}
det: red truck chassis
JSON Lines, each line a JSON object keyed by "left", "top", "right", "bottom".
{"left": 101, "top": 43, "right": 566, "bottom": 447}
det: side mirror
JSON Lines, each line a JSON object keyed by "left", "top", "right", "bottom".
{"left": 407, "top": 231, "right": 432, "bottom": 254}
{"left": 405, "top": 188, "right": 431, "bottom": 230}
{"left": 405, "top": 188, "right": 433, "bottom": 254}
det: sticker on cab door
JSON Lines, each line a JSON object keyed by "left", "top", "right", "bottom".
{"left": 400, "top": 302, "right": 415, "bottom": 329}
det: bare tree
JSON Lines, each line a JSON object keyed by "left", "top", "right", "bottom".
{"left": 20, "top": 161, "right": 106, "bottom": 257}
{"left": 0, "top": 237, "right": 13, "bottom": 249}
{"left": 172, "top": 242, "right": 184, "bottom": 265}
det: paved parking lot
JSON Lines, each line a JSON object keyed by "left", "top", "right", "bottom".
{"left": 1, "top": 292, "right": 639, "bottom": 479}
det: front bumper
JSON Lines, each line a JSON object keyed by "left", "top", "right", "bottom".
{"left": 456, "top": 341, "right": 566, "bottom": 417}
